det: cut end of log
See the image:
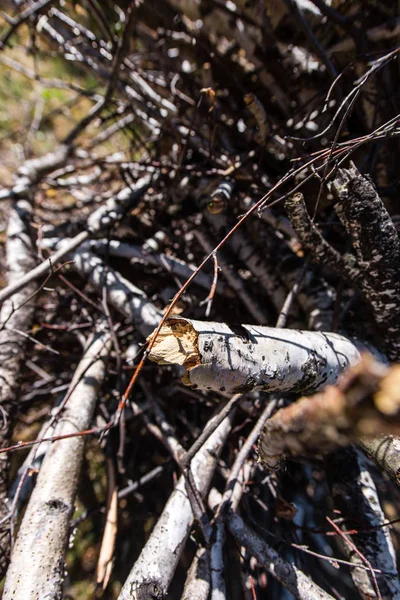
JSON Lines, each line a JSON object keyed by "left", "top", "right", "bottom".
{"left": 148, "top": 319, "right": 200, "bottom": 374}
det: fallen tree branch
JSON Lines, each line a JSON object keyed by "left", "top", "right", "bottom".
{"left": 258, "top": 354, "right": 400, "bottom": 469}
{"left": 182, "top": 546, "right": 210, "bottom": 600}
{"left": 0, "top": 198, "right": 38, "bottom": 578}
{"left": 210, "top": 400, "right": 277, "bottom": 600}
{"left": 88, "top": 238, "right": 228, "bottom": 297}
{"left": 148, "top": 317, "right": 362, "bottom": 394}
{"left": 71, "top": 249, "right": 162, "bottom": 338}
{"left": 0, "top": 0, "right": 57, "bottom": 48}
{"left": 358, "top": 436, "right": 400, "bottom": 486}
{"left": 0, "top": 176, "right": 153, "bottom": 305}
{"left": 117, "top": 413, "right": 233, "bottom": 599}
{"left": 330, "top": 166, "right": 400, "bottom": 361}
{"left": 3, "top": 327, "right": 112, "bottom": 600}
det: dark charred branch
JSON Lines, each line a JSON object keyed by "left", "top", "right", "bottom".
{"left": 331, "top": 166, "right": 400, "bottom": 361}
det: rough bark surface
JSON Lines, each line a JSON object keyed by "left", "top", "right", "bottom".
{"left": 331, "top": 167, "right": 400, "bottom": 361}
{"left": 0, "top": 199, "right": 37, "bottom": 578}
{"left": 149, "top": 317, "right": 362, "bottom": 394}
{"left": 258, "top": 355, "right": 400, "bottom": 469}
{"left": 3, "top": 330, "right": 111, "bottom": 600}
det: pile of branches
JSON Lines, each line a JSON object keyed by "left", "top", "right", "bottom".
{"left": 0, "top": 0, "right": 400, "bottom": 598}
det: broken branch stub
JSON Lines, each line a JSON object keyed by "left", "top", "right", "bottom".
{"left": 148, "top": 317, "right": 362, "bottom": 394}
{"left": 258, "top": 354, "right": 400, "bottom": 470}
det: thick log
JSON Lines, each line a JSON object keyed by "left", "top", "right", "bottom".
{"left": 3, "top": 329, "right": 112, "bottom": 600}
{"left": 0, "top": 199, "right": 37, "bottom": 577}
{"left": 148, "top": 317, "right": 362, "bottom": 394}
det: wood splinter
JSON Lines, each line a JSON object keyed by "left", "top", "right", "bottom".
{"left": 148, "top": 317, "right": 363, "bottom": 394}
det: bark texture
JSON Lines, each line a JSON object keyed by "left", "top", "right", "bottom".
{"left": 331, "top": 166, "right": 400, "bottom": 361}
{"left": 258, "top": 354, "right": 400, "bottom": 469}
{"left": 149, "top": 317, "right": 362, "bottom": 394}
{"left": 0, "top": 176, "right": 152, "bottom": 305}
{"left": 359, "top": 436, "right": 400, "bottom": 485}
{"left": 182, "top": 547, "right": 211, "bottom": 600}
{"left": 71, "top": 249, "right": 162, "bottom": 337}
{"left": 3, "top": 329, "right": 111, "bottom": 600}
{"left": 286, "top": 166, "right": 400, "bottom": 361}
{"left": 0, "top": 199, "right": 37, "bottom": 578}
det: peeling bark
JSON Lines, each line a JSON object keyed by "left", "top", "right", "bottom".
{"left": 148, "top": 317, "right": 362, "bottom": 394}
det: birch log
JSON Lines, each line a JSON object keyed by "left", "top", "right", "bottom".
{"left": 330, "top": 166, "right": 400, "bottom": 361}
{"left": 88, "top": 239, "right": 228, "bottom": 297}
{"left": 0, "top": 199, "right": 37, "bottom": 577}
{"left": 118, "top": 414, "right": 233, "bottom": 600}
{"left": 148, "top": 317, "right": 362, "bottom": 394}
{"left": 41, "top": 242, "right": 161, "bottom": 337}
{"left": 182, "top": 546, "right": 211, "bottom": 600}
{"left": 359, "top": 436, "right": 400, "bottom": 486}
{"left": 3, "top": 328, "right": 112, "bottom": 600}
{"left": 42, "top": 236, "right": 228, "bottom": 297}
{"left": 71, "top": 249, "right": 161, "bottom": 337}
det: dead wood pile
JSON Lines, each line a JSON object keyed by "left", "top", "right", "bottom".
{"left": 0, "top": 1, "right": 399, "bottom": 599}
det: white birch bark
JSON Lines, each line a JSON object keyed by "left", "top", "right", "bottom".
{"left": 71, "top": 249, "right": 161, "bottom": 337}
{"left": 0, "top": 176, "right": 152, "bottom": 304}
{"left": 3, "top": 328, "right": 112, "bottom": 600}
{"left": 90, "top": 239, "right": 225, "bottom": 295}
{"left": 359, "top": 435, "right": 400, "bottom": 485}
{"left": 148, "top": 317, "right": 362, "bottom": 394}
{"left": 182, "top": 546, "right": 211, "bottom": 600}
{"left": 42, "top": 237, "right": 224, "bottom": 297}
{"left": 7, "top": 408, "right": 57, "bottom": 514}
{"left": 0, "top": 198, "right": 38, "bottom": 576}
{"left": 118, "top": 414, "right": 233, "bottom": 600}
